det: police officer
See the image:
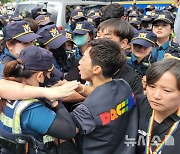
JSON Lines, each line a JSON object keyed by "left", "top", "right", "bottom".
{"left": 73, "top": 20, "right": 94, "bottom": 54}
{"left": 36, "top": 24, "right": 69, "bottom": 73}
{"left": 127, "top": 30, "right": 157, "bottom": 77}
{"left": 0, "top": 20, "right": 40, "bottom": 77}
{"left": 141, "top": 15, "right": 153, "bottom": 31}
{"left": 35, "top": 14, "right": 54, "bottom": 28}
{"left": 64, "top": 21, "right": 95, "bottom": 82}
{"left": 0, "top": 46, "right": 76, "bottom": 154}
{"left": 129, "top": 17, "right": 142, "bottom": 30}
{"left": 151, "top": 12, "right": 180, "bottom": 61}
{"left": 66, "top": 9, "right": 86, "bottom": 32}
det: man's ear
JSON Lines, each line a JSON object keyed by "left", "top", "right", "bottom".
{"left": 36, "top": 72, "right": 44, "bottom": 83}
{"left": 92, "top": 65, "right": 102, "bottom": 75}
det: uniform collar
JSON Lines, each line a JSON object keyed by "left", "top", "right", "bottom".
{"left": 131, "top": 52, "right": 138, "bottom": 62}
{"left": 4, "top": 48, "right": 16, "bottom": 59}
{"left": 159, "top": 40, "right": 169, "bottom": 50}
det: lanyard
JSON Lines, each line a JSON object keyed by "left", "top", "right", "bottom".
{"left": 145, "top": 108, "right": 180, "bottom": 154}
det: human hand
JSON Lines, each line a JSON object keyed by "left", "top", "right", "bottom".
{"left": 53, "top": 79, "right": 68, "bottom": 86}
{"left": 43, "top": 80, "right": 79, "bottom": 100}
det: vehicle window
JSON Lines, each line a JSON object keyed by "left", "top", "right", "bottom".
{"left": 46, "top": 4, "right": 60, "bottom": 23}
{"left": 14, "top": 3, "right": 60, "bottom": 23}
{"left": 65, "top": 4, "right": 105, "bottom": 23}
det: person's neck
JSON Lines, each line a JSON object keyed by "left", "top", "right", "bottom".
{"left": 157, "top": 37, "right": 169, "bottom": 47}
{"left": 92, "top": 76, "right": 112, "bottom": 89}
{"left": 154, "top": 108, "right": 178, "bottom": 123}
{"left": 80, "top": 43, "right": 88, "bottom": 54}
{"left": 136, "top": 57, "right": 144, "bottom": 63}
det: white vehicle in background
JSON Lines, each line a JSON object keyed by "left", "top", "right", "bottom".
{"left": 5, "top": 2, "right": 16, "bottom": 14}
{"left": 14, "top": 0, "right": 109, "bottom": 30}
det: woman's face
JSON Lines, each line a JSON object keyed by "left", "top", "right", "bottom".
{"left": 8, "top": 41, "right": 34, "bottom": 58}
{"left": 132, "top": 44, "right": 153, "bottom": 60}
{"left": 146, "top": 71, "right": 180, "bottom": 113}
{"left": 25, "top": 71, "right": 51, "bottom": 87}
{"left": 152, "top": 21, "right": 173, "bottom": 40}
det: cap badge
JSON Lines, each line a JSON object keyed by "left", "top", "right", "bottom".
{"left": 76, "top": 23, "right": 82, "bottom": 29}
{"left": 158, "top": 14, "right": 165, "bottom": 19}
{"left": 138, "top": 33, "right": 147, "bottom": 38}
{"left": 50, "top": 28, "right": 59, "bottom": 37}
{"left": 22, "top": 24, "right": 31, "bottom": 32}
{"left": 77, "top": 12, "right": 83, "bottom": 16}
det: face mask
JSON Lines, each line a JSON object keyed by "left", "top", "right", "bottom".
{"left": 39, "top": 74, "right": 52, "bottom": 87}
{"left": 66, "top": 49, "right": 76, "bottom": 54}
{"left": 74, "top": 35, "right": 88, "bottom": 47}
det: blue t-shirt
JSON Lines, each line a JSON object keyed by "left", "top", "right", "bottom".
{"left": 21, "top": 103, "right": 56, "bottom": 136}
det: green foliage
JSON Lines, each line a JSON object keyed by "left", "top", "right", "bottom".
{"left": 1, "top": 0, "right": 16, "bottom": 3}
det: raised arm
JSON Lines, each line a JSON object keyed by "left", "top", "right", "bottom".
{"left": 0, "top": 79, "right": 79, "bottom": 100}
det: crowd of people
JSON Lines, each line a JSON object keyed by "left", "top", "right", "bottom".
{"left": 0, "top": 1, "right": 180, "bottom": 154}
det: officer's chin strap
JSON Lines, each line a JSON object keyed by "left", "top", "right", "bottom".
{"left": 0, "top": 127, "right": 45, "bottom": 153}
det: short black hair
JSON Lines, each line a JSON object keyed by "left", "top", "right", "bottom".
{"left": 146, "top": 58, "right": 180, "bottom": 90}
{"left": 88, "top": 38, "right": 126, "bottom": 78}
{"left": 101, "top": 3, "right": 125, "bottom": 22}
{"left": 97, "top": 18, "right": 134, "bottom": 43}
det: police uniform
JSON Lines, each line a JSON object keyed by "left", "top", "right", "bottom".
{"left": 73, "top": 20, "right": 94, "bottom": 58}
{"left": 36, "top": 24, "right": 69, "bottom": 75}
{"left": 129, "top": 17, "right": 141, "bottom": 30}
{"left": 136, "top": 95, "right": 180, "bottom": 154}
{"left": 0, "top": 99, "right": 56, "bottom": 153}
{"left": 35, "top": 15, "right": 54, "bottom": 28}
{"left": 65, "top": 20, "right": 95, "bottom": 82}
{"left": 127, "top": 52, "right": 150, "bottom": 77}
{"left": 151, "top": 40, "right": 180, "bottom": 61}
{"left": 66, "top": 10, "right": 86, "bottom": 32}
{"left": 127, "top": 30, "right": 157, "bottom": 77}
{"left": 63, "top": 21, "right": 96, "bottom": 111}
{"left": 0, "top": 20, "right": 40, "bottom": 78}
{"left": 0, "top": 46, "right": 76, "bottom": 154}
{"left": 151, "top": 40, "right": 169, "bottom": 61}
{"left": 71, "top": 79, "right": 138, "bottom": 154}
{"left": 151, "top": 13, "right": 180, "bottom": 61}
{"left": 0, "top": 48, "right": 16, "bottom": 78}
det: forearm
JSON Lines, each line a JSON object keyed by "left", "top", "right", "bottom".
{"left": 75, "top": 84, "right": 94, "bottom": 97}
{"left": 0, "top": 79, "right": 45, "bottom": 99}
{"left": 62, "top": 92, "right": 85, "bottom": 102}
{"left": 0, "top": 79, "right": 79, "bottom": 100}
